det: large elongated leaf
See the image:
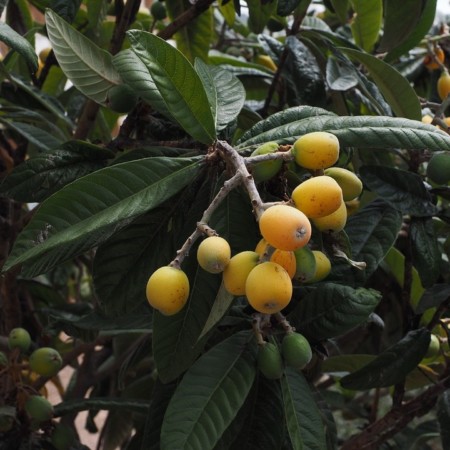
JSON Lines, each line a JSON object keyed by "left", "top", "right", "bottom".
{"left": 340, "top": 48, "right": 421, "bottom": 120}
{"left": 160, "top": 331, "right": 257, "bottom": 450}
{"left": 349, "top": 0, "right": 382, "bottom": 52}
{"left": 415, "top": 284, "right": 450, "bottom": 314}
{"left": 45, "top": 10, "right": 121, "bottom": 104}
{"left": 0, "top": 21, "right": 38, "bottom": 71}
{"left": 237, "top": 114, "right": 450, "bottom": 151}
{"left": 360, "top": 165, "right": 437, "bottom": 217}
{"left": 195, "top": 59, "right": 245, "bottom": 132}
{"left": 340, "top": 328, "right": 431, "bottom": 390}
{"left": 3, "top": 156, "right": 204, "bottom": 277}
{"left": 127, "top": 30, "right": 216, "bottom": 145}
{"left": 384, "top": 0, "right": 437, "bottom": 62}
{"left": 0, "top": 141, "right": 113, "bottom": 202}
{"left": 238, "top": 105, "right": 335, "bottom": 146}
{"left": 281, "top": 368, "right": 327, "bottom": 450}
{"left": 288, "top": 284, "right": 381, "bottom": 341}
{"left": 246, "top": 0, "right": 277, "bottom": 33}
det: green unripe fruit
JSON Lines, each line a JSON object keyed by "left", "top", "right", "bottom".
{"left": 151, "top": 1, "right": 167, "bottom": 20}
{"left": 25, "top": 395, "right": 54, "bottom": 422}
{"left": 251, "top": 141, "right": 282, "bottom": 183}
{"left": 257, "top": 342, "right": 283, "bottom": 380}
{"left": 8, "top": 327, "right": 31, "bottom": 353}
{"left": 0, "top": 351, "right": 8, "bottom": 367}
{"left": 324, "top": 167, "right": 363, "bottom": 201}
{"left": 51, "top": 423, "right": 77, "bottom": 450}
{"left": 293, "top": 246, "right": 316, "bottom": 283}
{"left": 29, "top": 347, "right": 63, "bottom": 377}
{"left": 426, "top": 152, "right": 450, "bottom": 184}
{"left": 282, "top": 332, "right": 312, "bottom": 369}
{"left": 106, "top": 85, "right": 138, "bottom": 113}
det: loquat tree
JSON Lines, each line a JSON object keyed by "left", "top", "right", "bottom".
{"left": 0, "top": 1, "right": 450, "bottom": 449}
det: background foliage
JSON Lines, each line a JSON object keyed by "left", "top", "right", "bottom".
{"left": 0, "top": 0, "right": 450, "bottom": 449}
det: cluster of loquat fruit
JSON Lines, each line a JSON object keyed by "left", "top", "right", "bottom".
{"left": 145, "top": 132, "right": 364, "bottom": 376}
{"left": 0, "top": 328, "right": 69, "bottom": 445}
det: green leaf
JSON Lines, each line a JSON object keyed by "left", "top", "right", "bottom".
{"left": 127, "top": 30, "right": 216, "bottom": 145}
{"left": 410, "top": 218, "right": 441, "bottom": 287}
{"left": 160, "top": 331, "right": 257, "bottom": 450}
{"left": 113, "top": 49, "right": 171, "bottom": 118}
{"left": 3, "top": 156, "right": 204, "bottom": 277}
{"left": 246, "top": 0, "right": 277, "bottom": 33}
{"left": 195, "top": 59, "right": 245, "bottom": 132}
{"left": 0, "top": 141, "right": 113, "bottom": 202}
{"left": 53, "top": 398, "right": 149, "bottom": 417}
{"left": 238, "top": 105, "right": 335, "bottom": 146}
{"left": 349, "top": 0, "right": 382, "bottom": 52}
{"left": 384, "top": 0, "right": 437, "bottom": 63}
{"left": 45, "top": 9, "right": 121, "bottom": 104}
{"left": 322, "top": 354, "right": 376, "bottom": 376}
{"left": 237, "top": 114, "right": 450, "bottom": 150}
{"left": 50, "top": 0, "right": 82, "bottom": 22}
{"left": 288, "top": 284, "right": 381, "bottom": 341}
{"left": 438, "top": 390, "right": 450, "bottom": 450}
{"left": 415, "top": 284, "right": 450, "bottom": 314}
{"left": 329, "top": 0, "right": 349, "bottom": 23}
{"left": 278, "top": 0, "right": 310, "bottom": 17}
{"left": 340, "top": 328, "right": 431, "bottom": 390}
{"left": 165, "top": 0, "right": 212, "bottom": 62}
{"left": 281, "top": 368, "right": 327, "bottom": 450}
{"left": 360, "top": 165, "right": 437, "bottom": 217}
{"left": 0, "top": 21, "right": 38, "bottom": 71}
{"left": 0, "top": 118, "right": 63, "bottom": 151}
{"left": 339, "top": 47, "right": 421, "bottom": 120}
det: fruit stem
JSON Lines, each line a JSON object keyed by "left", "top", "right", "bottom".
{"left": 252, "top": 314, "right": 266, "bottom": 346}
{"left": 274, "top": 312, "right": 295, "bottom": 333}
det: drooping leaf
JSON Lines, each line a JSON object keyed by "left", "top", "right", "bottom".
{"left": 288, "top": 284, "right": 381, "bottom": 341}
{"left": 438, "top": 390, "right": 450, "bottom": 450}
{"left": 237, "top": 114, "right": 450, "bottom": 151}
{"left": 340, "top": 47, "right": 421, "bottom": 120}
{"left": 281, "top": 368, "right": 327, "bottom": 450}
{"left": 340, "top": 328, "right": 431, "bottom": 390}
{"left": 326, "top": 56, "right": 358, "bottom": 91}
{"left": 53, "top": 398, "right": 149, "bottom": 416}
{"left": 195, "top": 59, "right": 245, "bottom": 132}
{"left": 415, "top": 284, "right": 450, "bottom": 314}
{"left": 0, "top": 21, "right": 38, "bottom": 71}
{"left": 45, "top": 9, "right": 121, "bottom": 104}
{"left": 3, "top": 156, "right": 204, "bottom": 277}
{"left": 410, "top": 217, "right": 441, "bottom": 287}
{"left": 0, "top": 141, "right": 113, "bottom": 202}
{"left": 160, "top": 331, "right": 257, "bottom": 450}
{"left": 165, "top": 0, "right": 212, "bottom": 62}
{"left": 127, "top": 30, "right": 216, "bottom": 145}
{"left": 349, "top": 0, "right": 382, "bottom": 52}
{"left": 384, "top": 0, "right": 437, "bottom": 62}
{"left": 360, "top": 165, "right": 437, "bottom": 217}
{"left": 50, "top": 0, "right": 83, "bottom": 22}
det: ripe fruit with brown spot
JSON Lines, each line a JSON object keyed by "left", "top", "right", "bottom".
{"left": 24, "top": 395, "right": 54, "bottom": 422}
{"left": 245, "top": 262, "right": 292, "bottom": 314}
{"left": 146, "top": 266, "right": 189, "bottom": 315}
{"left": 223, "top": 251, "right": 259, "bottom": 296}
{"left": 259, "top": 204, "right": 311, "bottom": 251}
{"left": 312, "top": 200, "right": 347, "bottom": 233}
{"left": 8, "top": 327, "right": 31, "bottom": 353}
{"left": 197, "top": 236, "right": 231, "bottom": 274}
{"left": 292, "top": 131, "right": 340, "bottom": 170}
{"left": 251, "top": 141, "right": 282, "bottom": 183}
{"left": 257, "top": 341, "right": 284, "bottom": 379}
{"left": 282, "top": 332, "right": 312, "bottom": 369}
{"left": 438, "top": 70, "right": 450, "bottom": 100}
{"left": 29, "top": 347, "right": 62, "bottom": 377}
{"left": 324, "top": 167, "right": 363, "bottom": 201}
{"left": 423, "top": 46, "right": 445, "bottom": 70}
{"left": 292, "top": 176, "right": 343, "bottom": 218}
{"left": 271, "top": 249, "right": 296, "bottom": 278}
